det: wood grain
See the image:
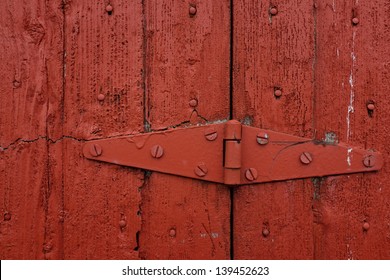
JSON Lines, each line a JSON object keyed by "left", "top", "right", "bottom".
{"left": 313, "top": 0, "right": 390, "bottom": 259}
{"left": 232, "top": 0, "right": 315, "bottom": 259}
{"left": 140, "top": 0, "right": 231, "bottom": 259}
{"left": 62, "top": 0, "right": 144, "bottom": 259}
{"left": 0, "top": 0, "right": 63, "bottom": 259}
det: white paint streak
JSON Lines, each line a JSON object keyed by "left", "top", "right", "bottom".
{"left": 336, "top": 48, "right": 339, "bottom": 58}
{"left": 347, "top": 148, "right": 353, "bottom": 166}
{"left": 346, "top": 31, "right": 356, "bottom": 141}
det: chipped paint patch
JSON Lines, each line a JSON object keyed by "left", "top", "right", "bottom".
{"left": 346, "top": 31, "right": 356, "bottom": 141}
{"left": 347, "top": 148, "right": 353, "bottom": 166}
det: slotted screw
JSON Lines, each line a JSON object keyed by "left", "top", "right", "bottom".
{"left": 300, "top": 152, "right": 312, "bottom": 165}
{"left": 194, "top": 163, "right": 208, "bottom": 177}
{"left": 363, "top": 155, "right": 375, "bottom": 168}
{"left": 150, "top": 145, "right": 164, "bottom": 159}
{"left": 257, "top": 132, "right": 269, "bottom": 145}
{"left": 204, "top": 127, "right": 218, "bottom": 141}
{"left": 245, "top": 168, "right": 258, "bottom": 181}
{"left": 90, "top": 144, "right": 102, "bottom": 157}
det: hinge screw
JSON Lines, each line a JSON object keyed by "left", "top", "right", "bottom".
{"left": 256, "top": 132, "right": 269, "bottom": 145}
{"left": 90, "top": 144, "right": 102, "bottom": 157}
{"left": 363, "top": 155, "right": 375, "bottom": 168}
{"left": 204, "top": 127, "right": 218, "bottom": 141}
{"left": 245, "top": 168, "right": 258, "bottom": 181}
{"left": 300, "top": 152, "right": 313, "bottom": 165}
{"left": 150, "top": 145, "right": 164, "bottom": 159}
{"left": 194, "top": 163, "right": 208, "bottom": 177}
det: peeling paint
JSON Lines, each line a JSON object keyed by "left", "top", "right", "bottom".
{"left": 346, "top": 31, "right": 356, "bottom": 141}
{"left": 347, "top": 148, "right": 353, "bottom": 166}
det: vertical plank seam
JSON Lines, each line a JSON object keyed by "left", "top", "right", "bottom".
{"left": 229, "top": 0, "right": 234, "bottom": 260}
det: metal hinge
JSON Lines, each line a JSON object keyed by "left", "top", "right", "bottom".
{"left": 83, "top": 120, "right": 383, "bottom": 186}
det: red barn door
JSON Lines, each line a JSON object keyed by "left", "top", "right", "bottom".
{"left": 1, "top": 0, "right": 389, "bottom": 260}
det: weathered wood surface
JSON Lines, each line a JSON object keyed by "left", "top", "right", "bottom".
{"left": 1, "top": 0, "right": 389, "bottom": 260}
{"left": 0, "top": 0, "right": 63, "bottom": 259}
{"left": 233, "top": 0, "right": 315, "bottom": 259}
{"left": 140, "top": 0, "right": 231, "bottom": 259}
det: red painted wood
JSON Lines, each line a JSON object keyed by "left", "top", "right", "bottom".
{"left": 140, "top": 0, "right": 231, "bottom": 259}
{"left": 62, "top": 0, "right": 144, "bottom": 259}
{"left": 0, "top": 0, "right": 63, "bottom": 259}
{"left": 233, "top": 0, "right": 315, "bottom": 259}
{"left": 313, "top": 0, "right": 390, "bottom": 259}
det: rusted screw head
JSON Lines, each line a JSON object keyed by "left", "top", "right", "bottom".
{"left": 119, "top": 220, "right": 127, "bottom": 228}
{"left": 256, "top": 132, "right": 269, "bottom": 145}
{"left": 204, "top": 127, "right": 218, "bottom": 141}
{"left": 262, "top": 228, "right": 270, "bottom": 237}
{"left": 189, "top": 99, "right": 198, "bottom": 107}
{"left": 300, "top": 152, "right": 313, "bottom": 165}
{"left": 363, "top": 155, "right": 375, "bottom": 168}
{"left": 270, "top": 7, "right": 278, "bottom": 15}
{"left": 97, "top": 94, "right": 105, "bottom": 101}
{"left": 352, "top": 17, "right": 359, "bottom": 25}
{"left": 274, "top": 89, "right": 282, "bottom": 97}
{"left": 367, "top": 103, "right": 375, "bottom": 111}
{"left": 150, "top": 145, "right": 164, "bottom": 159}
{"left": 4, "top": 212, "right": 11, "bottom": 221}
{"left": 363, "top": 222, "right": 370, "bottom": 231}
{"left": 90, "top": 143, "right": 102, "bottom": 157}
{"left": 189, "top": 6, "right": 197, "bottom": 16}
{"left": 245, "top": 168, "right": 258, "bottom": 181}
{"left": 106, "top": 4, "right": 113, "bottom": 12}
{"left": 194, "top": 163, "right": 208, "bottom": 177}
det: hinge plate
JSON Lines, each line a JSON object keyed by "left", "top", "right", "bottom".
{"left": 83, "top": 120, "right": 383, "bottom": 186}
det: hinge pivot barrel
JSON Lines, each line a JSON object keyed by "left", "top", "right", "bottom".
{"left": 223, "top": 120, "right": 242, "bottom": 185}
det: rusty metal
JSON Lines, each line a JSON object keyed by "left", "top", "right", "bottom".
{"left": 83, "top": 120, "right": 383, "bottom": 186}
{"left": 256, "top": 131, "right": 269, "bottom": 145}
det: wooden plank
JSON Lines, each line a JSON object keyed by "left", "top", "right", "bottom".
{"left": 233, "top": 0, "right": 315, "bottom": 259}
{"left": 141, "top": 0, "right": 231, "bottom": 259}
{"left": 0, "top": 0, "right": 63, "bottom": 259}
{"left": 63, "top": 0, "right": 144, "bottom": 259}
{"left": 313, "top": 0, "right": 390, "bottom": 259}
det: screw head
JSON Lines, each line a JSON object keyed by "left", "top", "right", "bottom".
{"left": 300, "top": 152, "right": 313, "bottom": 165}
{"left": 97, "top": 94, "right": 105, "bottom": 101}
{"left": 256, "top": 132, "right": 269, "bottom": 145}
{"left": 150, "top": 145, "right": 164, "bottom": 159}
{"left": 274, "top": 89, "right": 282, "bottom": 97}
{"left": 189, "top": 99, "right": 198, "bottom": 107}
{"left": 106, "top": 4, "right": 113, "bottom": 12}
{"left": 367, "top": 103, "right": 375, "bottom": 110}
{"left": 270, "top": 7, "right": 278, "bottom": 15}
{"left": 204, "top": 127, "right": 218, "bottom": 141}
{"left": 169, "top": 228, "right": 176, "bottom": 237}
{"left": 245, "top": 168, "right": 258, "bottom": 181}
{"left": 363, "top": 222, "right": 370, "bottom": 231}
{"left": 189, "top": 6, "right": 197, "bottom": 16}
{"left": 4, "top": 212, "right": 11, "bottom": 221}
{"left": 363, "top": 155, "right": 375, "bottom": 168}
{"left": 194, "top": 163, "right": 208, "bottom": 177}
{"left": 90, "top": 144, "right": 102, "bottom": 157}
{"left": 262, "top": 228, "right": 270, "bottom": 237}
{"left": 352, "top": 17, "right": 359, "bottom": 25}
{"left": 119, "top": 220, "right": 127, "bottom": 228}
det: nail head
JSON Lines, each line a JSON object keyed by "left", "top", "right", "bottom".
{"left": 106, "top": 4, "right": 113, "bottom": 12}
{"left": 352, "top": 17, "right": 359, "bottom": 25}
{"left": 367, "top": 103, "right": 375, "bottom": 110}
{"left": 119, "top": 220, "right": 127, "bottom": 228}
{"left": 189, "top": 99, "right": 198, "bottom": 107}
{"left": 4, "top": 212, "right": 11, "bottom": 221}
{"left": 262, "top": 228, "right": 270, "bottom": 237}
{"left": 363, "top": 222, "right": 370, "bottom": 231}
{"left": 189, "top": 6, "right": 197, "bottom": 16}
{"left": 270, "top": 7, "right": 278, "bottom": 15}
{"left": 274, "top": 89, "right": 282, "bottom": 97}
{"left": 169, "top": 228, "right": 176, "bottom": 237}
{"left": 97, "top": 94, "right": 105, "bottom": 101}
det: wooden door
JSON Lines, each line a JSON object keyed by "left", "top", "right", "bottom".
{"left": 1, "top": 0, "right": 389, "bottom": 260}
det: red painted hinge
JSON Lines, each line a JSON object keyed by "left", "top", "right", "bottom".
{"left": 83, "top": 120, "right": 383, "bottom": 186}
